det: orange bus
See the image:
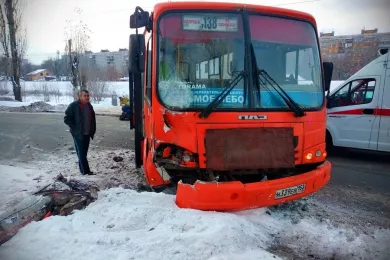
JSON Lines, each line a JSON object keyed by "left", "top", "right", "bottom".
{"left": 128, "top": 1, "right": 334, "bottom": 211}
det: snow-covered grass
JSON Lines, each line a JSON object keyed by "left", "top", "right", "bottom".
{"left": 12, "top": 81, "right": 129, "bottom": 96}
{"left": 0, "top": 186, "right": 389, "bottom": 260}
{"left": 0, "top": 81, "right": 129, "bottom": 115}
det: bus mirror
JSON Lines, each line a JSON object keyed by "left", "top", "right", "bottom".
{"left": 130, "top": 7, "right": 149, "bottom": 29}
{"left": 323, "top": 61, "right": 333, "bottom": 92}
{"left": 129, "top": 34, "right": 145, "bottom": 73}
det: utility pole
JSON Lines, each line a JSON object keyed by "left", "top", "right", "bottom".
{"left": 54, "top": 50, "right": 60, "bottom": 80}
{"left": 68, "top": 39, "right": 72, "bottom": 66}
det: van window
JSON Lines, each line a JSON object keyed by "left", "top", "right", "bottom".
{"left": 330, "top": 78, "right": 376, "bottom": 107}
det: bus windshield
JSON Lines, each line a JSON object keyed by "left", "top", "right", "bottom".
{"left": 157, "top": 11, "right": 323, "bottom": 110}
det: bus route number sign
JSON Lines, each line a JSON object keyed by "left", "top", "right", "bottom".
{"left": 182, "top": 15, "right": 238, "bottom": 32}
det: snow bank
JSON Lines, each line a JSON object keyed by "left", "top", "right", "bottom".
{"left": 0, "top": 188, "right": 389, "bottom": 260}
{"left": 0, "top": 101, "right": 67, "bottom": 113}
{"left": 0, "top": 100, "right": 32, "bottom": 107}
{"left": 0, "top": 188, "right": 280, "bottom": 260}
{"left": 0, "top": 99, "right": 121, "bottom": 115}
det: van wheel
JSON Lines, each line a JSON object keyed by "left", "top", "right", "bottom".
{"left": 326, "top": 131, "right": 335, "bottom": 154}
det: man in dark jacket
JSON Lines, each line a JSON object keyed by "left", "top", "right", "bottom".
{"left": 64, "top": 89, "right": 96, "bottom": 175}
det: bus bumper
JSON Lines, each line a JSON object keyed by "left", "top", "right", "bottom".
{"left": 175, "top": 160, "right": 331, "bottom": 211}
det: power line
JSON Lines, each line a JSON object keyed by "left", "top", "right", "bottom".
{"left": 70, "top": 6, "right": 155, "bottom": 17}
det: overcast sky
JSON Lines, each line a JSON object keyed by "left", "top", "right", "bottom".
{"left": 23, "top": 0, "right": 390, "bottom": 64}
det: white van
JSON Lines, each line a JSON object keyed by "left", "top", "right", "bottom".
{"left": 326, "top": 49, "right": 390, "bottom": 152}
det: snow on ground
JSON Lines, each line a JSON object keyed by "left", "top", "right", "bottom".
{"left": 1, "top": 149, "right": 390, "bottom": 259}
{"left": 32, "top": 147, "right": 146, "bottom": 191}
{"left": 0, "top": 100, "right": 32, "bottom": 107}
{"left": 0, "top": 147, "right": 146, "bottom": 216}
{"left": 0, "top": 165, "right": 45, "bottom": 215}
{"left": 0, "top": 187, "right": 389, "bottom": 260}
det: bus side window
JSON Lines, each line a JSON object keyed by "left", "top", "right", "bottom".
{"left": 146, "top": 37, "right": 152, "bottom": 102}
{"left": 285, "top": 50, "right": 297, "bottom": 83}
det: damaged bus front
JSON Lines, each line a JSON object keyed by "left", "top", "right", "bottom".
{"left": 128, "top": 2, "right": 334, "bottom": 211}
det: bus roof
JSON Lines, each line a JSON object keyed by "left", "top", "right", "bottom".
{"left": 152, "top": 1, "right": 317, "bottom": 27}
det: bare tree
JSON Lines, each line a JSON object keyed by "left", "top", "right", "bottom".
{"left": 41, "top": 58, "right": 55, "bottom": 72}
{"left": 0, "top": 3, "right": 9, "bottom": 75}
{"left": 106, "top": 65, "right": 120, "bottom": 81}
{"left": 64, "top": 8, "right": 91, "bottom": 100}
{"left": 87, "top": 68, "right": 110, "bottom": 104}
{"left": 21, "top": 59, "right": 38, "bottom": 76}
{"left": 122, "top": 66, "right": 128, "bottom": 78}
{"left": 0, "top": 0, "right": 26, "bottom": 101}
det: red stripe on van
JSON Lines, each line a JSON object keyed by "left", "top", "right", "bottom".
{"left": 377, "top": 109, "right": 390, "bottom": 116}
{"left": 328, "top": 108, "right": 390, "bottom": 116}
{"left": 328, "top": 109, "right": 363, "bottom": 115}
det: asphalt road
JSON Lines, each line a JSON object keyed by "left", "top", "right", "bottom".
{"left": 0, "top": 112, "right": 389, "bottom": 224}
{"left": 0, "top": 112, "right": 134, "bottom": 162}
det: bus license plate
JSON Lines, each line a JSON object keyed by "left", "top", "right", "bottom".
{"left": 275, "top": 184, "right": 306, "bottom": 199}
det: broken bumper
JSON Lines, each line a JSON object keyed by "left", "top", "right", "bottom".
{"left": 175, "top": 160, "right": 331, "bottom": 211}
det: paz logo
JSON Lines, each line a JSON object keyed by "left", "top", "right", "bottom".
{"left": 238, "top": 115, "right": 268, "bottom": 120}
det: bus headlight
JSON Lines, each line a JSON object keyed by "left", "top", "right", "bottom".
{"left": 183, "top": 154, "right": 191, "bottom": 162}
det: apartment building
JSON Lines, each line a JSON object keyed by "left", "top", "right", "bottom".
{"left": 319, "top": 29, "right": 390, "bottom": 80}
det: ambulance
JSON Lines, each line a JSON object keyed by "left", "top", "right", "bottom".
{"left": 326, "top": 48, "right": 390, "bottom": 152}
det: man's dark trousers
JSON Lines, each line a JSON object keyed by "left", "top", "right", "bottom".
{"left": 73, "top": 134, "right": 91, "bottom": 175}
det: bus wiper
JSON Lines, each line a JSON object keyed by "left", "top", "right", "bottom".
{"left": 257, "top": 69, "right": 305, "bottom": 117}
{"left": 199, "top": 71, "right": 245, "bottom": 118}
{"left": 250, "top": 44, "right": 261, "bottom": 105}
